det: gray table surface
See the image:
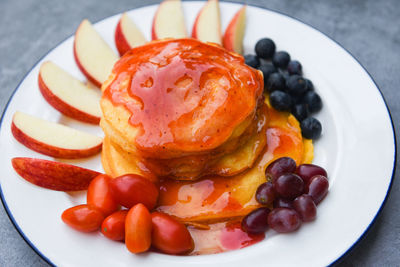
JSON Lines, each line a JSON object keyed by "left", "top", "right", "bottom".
{"left": 0, "top": 0, "right": 399, "bottom": 266}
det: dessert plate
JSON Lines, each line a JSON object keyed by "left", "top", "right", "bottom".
{"left": 0, "top": 2, "right": 395, "bottom": 266}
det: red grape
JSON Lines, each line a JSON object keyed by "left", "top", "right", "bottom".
{"left": 241, "top": 207, "right": 270, "bottom": 234}
{"left": 307, "top": 175, "right": 329, "bottom": 204}
{"left": 296, "top": 164, "right": 327, "bottom": 184}
{"left": 293, "top": 194, "right": 317, "bottom": 222}
{"left": 256, "top": 182, "right": 276, "bottom": 205}
{"left": 273, "top": 197, "right": 293, "bottom": 209}
{"left": 268, "top": 208, "right": 301, "bottom": 233}
{"left": 273, "top": 173, "right": 304, "bottom": 199}
{"left": 265, "top": 157, "right": 296, "bottom": 182}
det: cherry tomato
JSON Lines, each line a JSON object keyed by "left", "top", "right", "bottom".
{"left": 109, "top": 174, "right": 159, "bottom": 210}
{"left": 62, "top": 204, "right": 104, "bottom": 232}
{"left": 125, "top": 203, "right": 152, "bottom": 253}
{"left": 151, "top": 212, "right": 194, "bottom": 255}
{"left": 101, "top": 210, "right": 128, "bottom": 241}
{"left": 87, "top": 174, "right": 118, "bottom": 216}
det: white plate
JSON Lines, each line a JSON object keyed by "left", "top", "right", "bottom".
{"left": 0, "top": 2, "right": 396, "bottom": 267}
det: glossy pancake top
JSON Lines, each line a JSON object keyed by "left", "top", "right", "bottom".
{"left": 103, "top": 38, "right": 263, "bottom": 154}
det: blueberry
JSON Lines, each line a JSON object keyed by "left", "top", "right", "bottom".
{"left": 302, "top": 91, "right": 322, "bottom": 113}
{"left": 280, "top": 71, "right": 290, "bottom": 81}
{"left": 266, "top": 72, "right": 286, "bottom": 92}
{"left": 286, "top": 75, "right": 308, "bottom": 96}
{"left": 301, "top": 117, "right": 322, "bottom": 140}
{"left": 244, "top": 54, "right": 260, "bottom": 68}
{"left": 290, "top": 93, "right": 303, "bottom": 105}
{"left": 287, "top": 60, "right": 302, "bottom": 75}
{"left": 292, "top": 104, "right": 309, "bottom": 122}
{"left": 259, "top": 63, "right": 277, "bottom": 82}
{"left": 255, "top": 38, "right": 276, "bottom": 59}
{"left": 305, "top": 79, "right": 314, "bottom": 91}
{"left": 269, "top": 91, "right": 292, "bottom": 112}
{"left": 272, "top": 51, "right": 291, "bottom": 69}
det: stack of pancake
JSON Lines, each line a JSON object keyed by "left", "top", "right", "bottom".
{"left": 100, "top": 38, "right": 313, "bottom": 223}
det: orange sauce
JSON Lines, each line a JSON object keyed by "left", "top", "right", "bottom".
{"left": 103, "top": 39, "right": 263, "bottom": 153}
{"left": 158, "top": 177, "right": 243, "bottom": 221}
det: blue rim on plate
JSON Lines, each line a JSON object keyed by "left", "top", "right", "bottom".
{"left": 0, "top": 2, "right": 396, "bottom": 266}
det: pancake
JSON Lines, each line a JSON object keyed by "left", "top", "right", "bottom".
{"left": 101, "top": 99, "right": 314, "bottom": 223}
{"left": 101, "top": 38, "right": 263, "bottom": 155}
{"left": 102, "top": 102, "right": 268, "bottom": 180}
{"left": 100, "top": 38, "right": 264, "bottom": 179}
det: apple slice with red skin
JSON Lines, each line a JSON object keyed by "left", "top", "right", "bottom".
{"left": 11, "top": 111, "right": 102, "bottom": 159}
{"left": 223, "top": 6, "right": 247, "bottom": 54}
{"left": 38, "top": 61, "right": 101, "bottom": 124}
{"left": 115, "top": 13, "right": 147, "bottom": 56}
{"left": 152, "top": 0, "right": 187, "bottom": 40}
{"left": 192, "top": 0, "right": 222, "bottom": 45}
{"left": 74, "top": 19, "right": 118, "bottom": 87}
{"left": 12, "top": 157, "right": 101, "bottom": 191}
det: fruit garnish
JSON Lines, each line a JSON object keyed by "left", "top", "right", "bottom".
{"left": 151, "top": 212, "right": 194, "bottom": 255}
{"left": 62, "top": 204, "right": 104, "bottom": 232}
{"left": 246, "top": 36, "right": 324, "bottom": 139}
{"left": 109, "top": 174, "right": 159, "bottom": 210}
{"left": 255, "top": 38, "right": 276, "bottom": 59}
{"left": 115, "top": 12, "right": 146, "bottom": 56}
{"left": 269, "top": 90, "right": 292, "bottom": 112}
{"left": 266, "top": 72, "right": 286, "bottom": 92}
{"left": 241, "top": 207, "right": 270, "bottom": 235}
{"left": 38, "top": 61, "right": 102, "bottom": 124}
{"left": 12, "top": 157, "right": 100, "bottom": 191}
{"left": 152, "top": 0, "right": 187, "bottom": 40}
{"left": 255, "top": 182, "right": 276, "bottom": 205}
{"left": 74, "top": 19, "right": 118, "bottom": 87}
{"left": 87, "top": 174, "right": 118, "bottom": 216}
{"left": 302, "top": 91, "right": 323, "bottom": 113}
{"left": 267, "top": 208, "right": 301, "bottom": 233}
{"left": 12, "top": 111, "right": 102, "bottom": 159}
{"left": 287, "top": 60, "right": 302, "bottom": 75}
{"left": 244, "top": 54, "right": 260, "bottom": 68}
{"left": 192, "top": 0, "right": 222, "bottom": 44}
{"left": 223, "top": 5, "right": 246, "bottom": 54}
{"left": 307, "top": 175, "right": 329, "bottom": 204}
{"left": 243, "top": 157, "right": 328, "bottom": 237}
{"left": 259, "top": 63, "right": 277, "bottom": 83}
{"left": 273, "top": 173, "right": 304, "bottom": 199}
{"left": 301, "top": 117, "right": 322, "bottom": 139}
{"left": 293, "top": 194, "right": 317, "bottom": 222}
{"left": 265, "top": 157, "right": 297, "bottom": 182}
{"left": 272, "top": 51, "right": 291, "bottom": 69}
{"left": 296, "top": 164, "right": 328, "bottom": 184}
{"left": 125, "top": 204, "right": 152, "bottom": 253}
{"left": 286, "top": 75, "right": 308, "bottom": 96}
{"left": 101, "top": 210, "right": 128, "bottom": 241}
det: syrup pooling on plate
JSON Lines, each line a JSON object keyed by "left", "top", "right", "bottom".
{"left": 188, "top": 220, "right": 265, "bottom": 255}
{"left": 103, "top": 39, "right": 263, "bottom": 153}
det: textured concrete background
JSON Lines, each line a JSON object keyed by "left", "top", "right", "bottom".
{"left": 0, "top": 0, "right": 399, "bottom": 266}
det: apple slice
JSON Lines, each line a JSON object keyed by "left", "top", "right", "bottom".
{"left": 74, "top": 19, "right": 119, "bottom": 87}
{"left": 152, "top": 0, "right": 187, "bottom": 40}
{"left": 115, "top": 13, "right": 147, "bottom": 56}
{"left": 12, "top": 111, "right": 102, "bottom": 159}
{"left": 12, "top": 157, "right": 101, "bottom": 191}
{"left": 223, "top": 6, "right": 247, "bottom": 54}
{"left": 192, "top": 0, "right": 222, "bottom": 45}
{"left": 38, "top": 61, "right": 101, "bottom": 124}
